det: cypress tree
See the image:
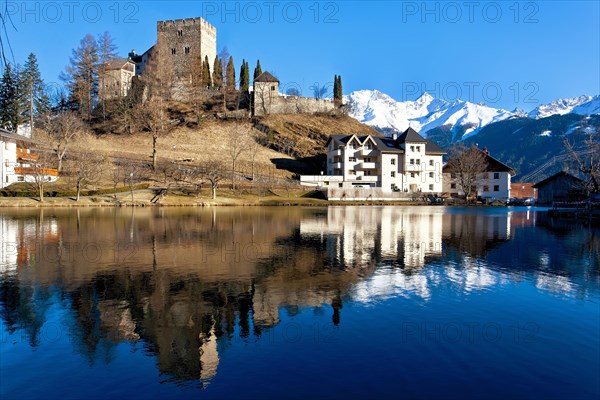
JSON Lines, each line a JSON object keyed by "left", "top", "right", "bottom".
{"left": 212, "top": 56, "right": 223, "bottom": 89}
{"left": 334, "top": 75, "right": 343, "bottom": 105}
{"left": 0, "top": 63, "right": 23, "bottom": 130}
{"left": 226, "top": 55, "right": 235, "bottom": 90}
{"left": 239, "top": 59, "right": 249, "bottom": 92}
{"left": 253, "top": 60, "right": 262, "bottom": 81}
{"left": 203, "top": 55, "right": 212, "bottom": 88}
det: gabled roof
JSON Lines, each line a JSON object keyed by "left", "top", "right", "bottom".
{"left": 532, "top": 171, "right": 584, "bottom": 189}
{"left": 254, "top": 71, "right": 279, "bottom": 83}
{"left": 104, "top": 58, "right": 135, "bottom": 70}
{"left": 397, "top": 127, "right": 428, "bottom": 143}
{"left": 326, "top": 129, "right": 446, "bottom": 155}
{"left": 442, "top": 147, "right": 516, "bottom": 175}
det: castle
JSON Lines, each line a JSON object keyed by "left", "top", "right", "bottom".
{"left": 103, "top": 17, "right": 335, "bottom": 116}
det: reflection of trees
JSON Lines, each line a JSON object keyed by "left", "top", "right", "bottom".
{"left": 1, "top": 207, "right": 598, "bottom": 387}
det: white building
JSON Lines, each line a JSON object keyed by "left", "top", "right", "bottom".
{"left": 1, "top": 128, "right": 58, "bottom": 189}
{"left": 301, "top": 128, "right": 446, "bottom": 194}
{"left": 442, "top": 147, "right": 515, "bottom": 201}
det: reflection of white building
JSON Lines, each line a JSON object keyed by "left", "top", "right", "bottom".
{"left": 0, "top": 214, "right": 18, "bottom": 273}
{"left": 299, "top": 206, "right": 443, "bottom": 268}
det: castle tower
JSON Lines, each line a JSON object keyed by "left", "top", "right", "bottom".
{"left": 155, "top": 17, "right": 217, "bottom": 93}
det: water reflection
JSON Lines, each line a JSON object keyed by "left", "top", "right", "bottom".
{"left": 0, "top": 207, "right": 598, "bottom": 391}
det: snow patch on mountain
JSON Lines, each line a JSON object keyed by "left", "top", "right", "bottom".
{"left": 345, "top": 90, "right": 515, "bottom": 139}
{"left": 527, "top": 95, "right": 597, "bottom": 119}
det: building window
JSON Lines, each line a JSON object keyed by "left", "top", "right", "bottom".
{"left": 349, "top": 170, "right": 356, "bottom": 175}
{"left": 184, "top": 46, "right": 190, "bottom": 54}
{"left": 177, "top": 29, "right": 183, "bottom": 36}
{"left": 450, "top": 173, "right": 456, "bottom": 179}
{"left": 349, "top": 157, "right": 356, "bottom": 162}
{"left": 429, "top": 184, "right": 434, "bottom": 191}
{"left": 271, "top": 85, "right": 276, "bottom": 91}
{"left": 410, "top": 159, "right": 415, "bottom": 165}
{"left": 410, "top": 172, "right": 415, "bottom": 178}
{"left": 391, "top": 158, "right": 396, "bottom": 165}
{"left": 391, "top": 171, "right": 396, "bottom": 178}
{"left": 416, "top": 159, "right": 420, "bottom": 165}
{"left": 410, "top": 146, "right": 414, "bottom": 152}
{"left": 494, "top": 172, "right": 500, "bottom": 179}
{"left": 338, "top": 183, "right": 343, "bottom": 188}
{"left": 450, "top": 183, "right": 456, "bottom": 189}
{"left": 171, "top": 48, "right": 176, "bottom": 55}
{"left": 416, "top": 146, "right": 421, "bottom": 152}
{"left": 429, "top": 160, "right": 434, "bottom": 166}
{"left": 365, "top": 157, "right": 372, "bottom": 162}
{"left": 429, "top": 172, "right": 434, "bottom": 178}
{"left": 17, "top": 176, "right": 24, "bottom": 182}
{"left": 483, "top": 185, "right": 489, "bottom": 192}
{"left": 365, "top": 143, "right": 372, "bottom": 150}
{"left": 494, "top": 185, "right": 499, "bottom": 192}
{"left": 365, "top": 170, "right": 372, "bottom": 176}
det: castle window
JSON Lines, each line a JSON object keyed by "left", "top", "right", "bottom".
{"left": 178, "top": 30, "right": 183, "bottom": 36}
{"left": 171, "top": 48, "right": 176, "bottom": 55}
{"left": 185, "top": 47, "right": 190, "bottom": 54}
{"left": 450, "top": 183, "right": 456, "bottom": 189}
{"left": 271, "top": 85, "right": 276, "bottom": 91}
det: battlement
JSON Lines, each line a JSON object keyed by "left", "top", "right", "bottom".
{"left": 157, "top": 17, "right": 216, "bottom": 34}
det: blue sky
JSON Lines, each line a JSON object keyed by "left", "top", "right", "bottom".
{"left": 5, "top": 0, "right": 600, "bottom": 110}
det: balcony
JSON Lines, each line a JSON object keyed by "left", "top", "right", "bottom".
{"left": 16, "top": 148, "right": 38, "bottom": 161}
{"left": 332, "top": 162, "right": 343, "bottom": 169}
{"left": 15, "top": 167, "right": 59, "bottom": 177}
{"left": 357, "top": 175, "right": 378, "bottom": 182}
{"left": 330, "top": 149, "right": 343, "bottom": 156}
{"left": 358, "top": 162, "right": 377, "bottom": 169}
{"left": 360, "top": 148, "right": 377, "bottom": 156}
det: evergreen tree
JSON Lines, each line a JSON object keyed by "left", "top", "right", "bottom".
{"left": 60, "top": 34, "right": 100, "bottom": 120}
{"left": 334, "top": 75, "right": 343, "bottom": 105}
{"left": 202, "top": 55, "right": 212, "bottom": 88}
{"left": 240, "top": 59, "right": 250, "bottom": 92}
{"left": 212, "top": 56, "right": 223, "bottom": 89}
{"left": 0, "top": 63, "right": 23, "bottom": 130}
{"left": 225, "top": 55, "right": 235, "bottom": 90}
{"left": 253, "top": 60, "right": 262, "bottom": 81}
{"left": 19, "top": 53, "right": 47, "bottom": 130}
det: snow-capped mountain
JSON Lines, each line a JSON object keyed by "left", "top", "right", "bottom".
{"left": 345, "top": 90, "right": 515, "bottom": 141}
{"left": 527, "top": 95, "right": 598, "bottom": 119}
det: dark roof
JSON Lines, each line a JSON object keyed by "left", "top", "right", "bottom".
{"left": 254, "top": 71, "right": 279, "bottom": 83}
{"left": 104, "top": 58, "right": 135, "bottom": 70}
{"left": 532, "top": 171, "right": 584, "bottom": 189}
{"left": 326, "top": 129, "right": 446, "bottom": 155}
{"left": 0, "top": 128, "right": 36, "bottom": 143}
{"left": 397, "top": 127, "right": 428, "bottom": 143}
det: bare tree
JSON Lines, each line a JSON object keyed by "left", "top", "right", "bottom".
{"left": 446, "top": 144, "right": 487, "bottom": 201}
{"left": 201, "top": 160, "right": 227, "bottom": 199}
{"left": 65, "top": 150, "right": 105, "bottom": 201}
{"left": 228, "top": 124, "right": 249, "bottom": 189}
{"left": 135, "top": 97, "right": 170, "bottom": 171}
{"left": 248, "top": 132, "right": 263, "bottom": 182}
{"left": 28, "top": 151, "right": 56, "bottom": 203}
{"left": 43, "top": 111, "right": 86, "bottom": 172}
{"left": 564, "top": 126, "right": 600, "bottom": 195}
{"left": 110, "top": 160, "right": 122, "bottom": 200}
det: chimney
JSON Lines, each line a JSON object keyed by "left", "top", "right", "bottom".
{"left": 392, "top": 133, "right": 398, "bottom": 140}
{"left": 483, "top": 147, "right": 489, "bottom": 155}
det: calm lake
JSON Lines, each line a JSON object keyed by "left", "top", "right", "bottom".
{"left": 0, "top": 206, "right": 598, "bottom": 399}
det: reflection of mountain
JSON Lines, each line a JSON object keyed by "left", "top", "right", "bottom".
{"left": 0, "top": 207, "right": 598, "bottom": 388}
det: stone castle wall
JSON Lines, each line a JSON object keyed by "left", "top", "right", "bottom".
{"left": 156, "top": 18, "right": 216, "bottom": 85}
